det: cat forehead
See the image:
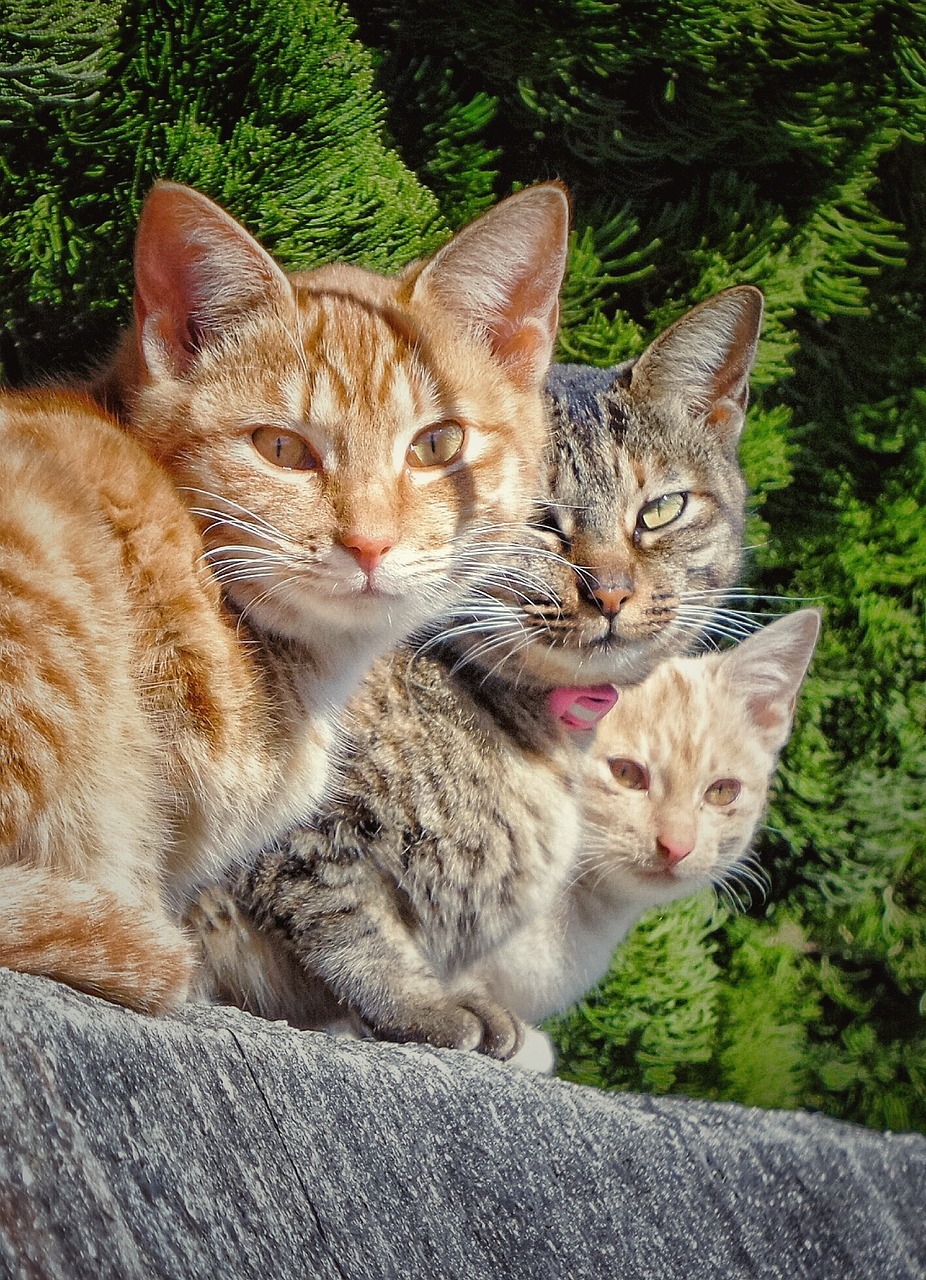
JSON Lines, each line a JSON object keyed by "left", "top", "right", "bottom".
{"left": 188, "top": 289, "right": 442, "bottom": 431}
{"left": 293, "top": 300, "right": 438, "bottom": 427}
{"left": 290, "top": 260, "right": 404, "bottom": 311}
{"left": 546, "top": 382, "right": 710, "bottom": 485}
{"left": 596, "top": 660, "right": 765, "bottom": 769}
{"left": 291, "top": 283, "right": 424, "bottom": 367}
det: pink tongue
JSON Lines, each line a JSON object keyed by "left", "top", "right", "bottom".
{"left": 547, "top": 684, "right": 619, "bottom": 731}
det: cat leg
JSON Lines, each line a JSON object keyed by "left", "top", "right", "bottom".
{"left": 185, "top": 881, "right": 347, "bottom": 1030}
{"left": 240, "top": 837, "right": 525, "bottom": 1059}
{"left": 0, "top": 867, "right": 193, "bottom": 1015}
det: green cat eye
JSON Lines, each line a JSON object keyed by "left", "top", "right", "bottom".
{"left": 609, "top": 759, "right": 649, "bottom": 791}
{"left": 252, "top": 426, "right": 318, "bottom": 471}
{"left": 407, "top": 421, "right": 466, "bottom": 469}
{"left": 705, "top": 779, "right": 741, "bottom": 806}
{"left": 638, "top": 492, "right": 687, "bottom": 530}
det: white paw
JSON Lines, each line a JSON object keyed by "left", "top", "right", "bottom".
{"left": 507, "top": 1026, "right": 556, "bottom": 1074}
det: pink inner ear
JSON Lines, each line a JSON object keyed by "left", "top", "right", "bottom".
{"left": 491, "top": 316, "right": 552, "bottom": 390}
{"left": 133, "top": 194, "right": 217, "bottom": 378}
{"left": 747, "top": 692, "right": 794, "bottom": 738}
{"left": 413, "top": 184, "right": 568, "bottom": 392}
{"left": 709, "top": 300, "right": 762, "bottom": 412}
{"left": 132, "top": 182, "right": 292, "bottom": 381}
{"left": 134, "top": 270, "right": 200, "bottom": 378}
{"left": 704, "top": 399, "right": 738, "bottom": 429}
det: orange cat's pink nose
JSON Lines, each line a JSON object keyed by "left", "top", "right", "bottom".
{"left": 657, "top": 834, "right": 695, "bottom": 866}
{"left": 342, "top": 534, "right": 395, "bottom": 576}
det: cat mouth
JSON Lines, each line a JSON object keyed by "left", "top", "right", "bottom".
{"left": 634, "top": 866, "right": 681, "bottom": 882}
{"left": 588, "top": 632, "right": 623, "bottom": 651}
{"left": 586, "top": 619, "right": 660, "bottom": 650}
{"left": 329, "top": 578, "right": 407, "bottom": 603}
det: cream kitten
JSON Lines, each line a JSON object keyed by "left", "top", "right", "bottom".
{"left": 0, "top": 180, "right": 569, "bottom": 1013}
{"left": 481, "top": 609, "right": 822, "bottom": 1069}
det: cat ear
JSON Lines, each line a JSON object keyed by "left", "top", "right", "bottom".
{"left": 409, "top": 183, "right": 570, "bottom": 392}
{"left": 628, "top": 286, "right": 764, "bottom": 440}
{"left": 133, "top": 182, "right": 292, "bottom": 379}
{"left": 724, "top": 609, "right": 822, "bottom": 748}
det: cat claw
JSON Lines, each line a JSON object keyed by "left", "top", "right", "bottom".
{"left": 466, "top": 999, "right": 525, "bottom": 1061}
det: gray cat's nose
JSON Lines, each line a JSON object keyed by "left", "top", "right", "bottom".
{"left": 588, "top": 574, "right": 634, "bottom": 617}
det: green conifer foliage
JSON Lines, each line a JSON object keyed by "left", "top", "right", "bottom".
{"left": 357, "top": 0, "right": 926, "bottom": 1132}
{"left": 2, "top": 0, "right": 923, "bottom": 1134}
{"left": 0, "top": 0, "right": 444, "bottom": 382}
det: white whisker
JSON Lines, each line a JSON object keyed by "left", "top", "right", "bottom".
{"left": 447, "top": 628, "right": 529, "bottom": 677}
{"left": 181, "top": 487, "right": 289, "bottom": 542}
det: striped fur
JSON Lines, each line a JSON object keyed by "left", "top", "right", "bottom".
{"left": 188, "top": 288, "right": 766, "bottom": 1057}
{"left": 482, "top": 610, "right": 821, "bottom": 1067}
{"left": 0, "top": 182, "right": 569, "bottom": 1013}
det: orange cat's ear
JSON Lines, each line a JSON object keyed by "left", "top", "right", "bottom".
{"left": 726, "top": 609, "right": 822, "bottom": 747}
{"left": 132, "top": 182, "right": 291, "bottom": 379}
{"left": 628, "top": 285, "right": 764, "bottom": 440}
{"left": 410, "top": 183, "right": 570, "bottom": 392}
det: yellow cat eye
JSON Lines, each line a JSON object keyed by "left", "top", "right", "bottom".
{"left": 639, "top": 492, "right": 687, "bottom": 530}
{"left": 704, "top": 779, "right": 741, "bottom": 806}
{"left": 252, "top": 426, "right": 318, "bottom": 471}
{"left": 407, "top": 421, "right": 466, "bottom": 469}
{"left": 609, "top": 759, "right": 649, "bottom": 790}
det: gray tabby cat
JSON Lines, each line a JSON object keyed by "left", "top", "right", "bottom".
{"left": 189, "top": 285, "right": 763, "bottom": 1058}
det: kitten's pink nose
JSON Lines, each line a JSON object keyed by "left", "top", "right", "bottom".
{"left": 657, "top": 833, "right": 695, "bottom": 866}
{"left": 342, "top": 533, "right": 394, "bottom": 576}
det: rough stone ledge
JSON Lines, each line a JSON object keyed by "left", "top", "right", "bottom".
{"left": 0, "top": 969, "right": 923, "bottom": 1279}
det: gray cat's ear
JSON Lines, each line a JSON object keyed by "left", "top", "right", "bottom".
{"left": 629, "top": 286, "right": 764, "bottom": 439}
{"left": 132, "top": 182, "right": 292, "bottom": 379}
{"left": 725, "top": 609, "right": 821, "bottom": 748}
{"left": 409, "top": 183, "right": 570, "bottom": 392}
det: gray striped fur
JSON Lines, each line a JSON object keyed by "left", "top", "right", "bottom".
{"left": 189, "top": 287, "right": 763, "bottom": 1058}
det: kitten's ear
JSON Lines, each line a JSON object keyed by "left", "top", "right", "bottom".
{"left": 628, "top": 286, "right": 764, "bottom": 440}
{"left": 725, "top": 609, "right": 822, "bottom": 748}
{"left": 409, "top": 183, "right": 570, "bottom": 392}
{"left": 133, "top": 182, "right": 291, "bottom": 379}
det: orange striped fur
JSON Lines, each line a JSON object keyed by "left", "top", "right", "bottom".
{"left": 1, "top": 183, "right": 569, "bottom": 1012}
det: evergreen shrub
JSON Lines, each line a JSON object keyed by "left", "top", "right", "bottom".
{"left": 356, "top": 0, "right": 926, "bottom": 1133}
{"left": 1, "top": 0, "right": 923, "bottom": 1132}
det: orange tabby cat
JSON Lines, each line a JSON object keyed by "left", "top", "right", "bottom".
{"left": 0, "top": 180, "right": 569, "bottom": 1014}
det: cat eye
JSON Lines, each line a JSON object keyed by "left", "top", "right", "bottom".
{"left": 609, "top": 759, "right": 649, "bottom": 790}
{"left": 407, "top": 421, "right": 466, "bottom": 469}
{"left": 704, "top": 779, "right": 741, "bottom": 806}
{"left": 638, "top": 492, "right": 687, "bottom": 530}
{"left": 252, "top": 427, "right": 318, "bottom": 471}
{"left": 536, "top": 505, "right": 572, "bottom": 543}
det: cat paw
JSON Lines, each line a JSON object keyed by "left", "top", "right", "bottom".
{"left": 466, "top": 996, "right": 525, "bottom": 1060}
{"left": 507, "top": 1026, "right": 556, "bottom": 1074}
{"left": 376, "top": 994, "right": 525, "bottom": 1061}
{"left": 184, "top": 882, "right": 241, "bottom": 935}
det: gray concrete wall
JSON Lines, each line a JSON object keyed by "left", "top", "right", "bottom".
{"left": 0, "top": 969, "right": 923, "bottom": 1279}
